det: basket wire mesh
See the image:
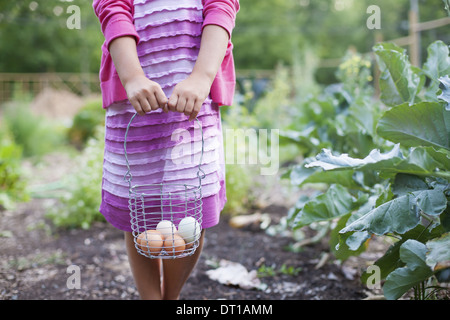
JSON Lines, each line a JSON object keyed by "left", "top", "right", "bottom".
{"left": 124, "top": 112, "right": 205, "bottom": 259}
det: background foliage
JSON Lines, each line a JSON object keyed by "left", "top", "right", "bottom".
{"left": 1, "top": 0, "right": 449, "bottom": 81}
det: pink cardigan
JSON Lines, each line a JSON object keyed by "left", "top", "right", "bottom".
{"left": 93, "top": 0, "right": 239, "bottom": 109}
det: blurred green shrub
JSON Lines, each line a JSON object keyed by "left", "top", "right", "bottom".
{"left": 46, "top": 125, "right": 105, "bottom": 229}
{"left": 223, "top": 161, "right": 256, "bottom": 215}
{"left": 221, "top": 103, "right": 257, "bottom": 215}
{"left": 0, "top": 124, "right": 29, "bottom": 210}
{"left": 67, "top": 99, "right": 105, "bottom": 149}
{"left": 250, "top": 64, "right": 293, "bottom": 130}
{"left": 2, "top": 100, "right": 67, "bottom": 159}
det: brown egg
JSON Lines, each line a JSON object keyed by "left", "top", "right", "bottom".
{"left": 137, "top": 230, "right": 164, "bottom": 256}
{"left": 163, "top": 233, "right": 186, "bottom": 256}
{"left": 184, "top": 240, "right": 195, "bottom": 249}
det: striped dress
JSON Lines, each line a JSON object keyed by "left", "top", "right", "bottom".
{"left": 99, "top": 0, "right": 227, "bottom": 232}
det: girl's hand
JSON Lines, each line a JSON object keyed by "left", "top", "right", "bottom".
{"left": 167, "top": 73, "right": 211, "bottom": 121}
{"left": 124, "top": 74, "right": 168, "bottom": 116}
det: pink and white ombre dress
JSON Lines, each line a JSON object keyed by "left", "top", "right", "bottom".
{"left": 99, "top": 0, "right": 226, "bottom": 232}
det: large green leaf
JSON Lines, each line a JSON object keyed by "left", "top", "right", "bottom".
{"left": 383, "top": 240, "right": 433, "bottom": 300}
{"left": 392, "top": 174, "right": 428, "bottom": 197}
{"left": 340, "top": 193, "right": 420, "bottom": 235}
{"left": 438, "top": 75, "right": 450, "bottom": 110}
{"left": 333, "top": 196, "right": 377, "bottom": 261}
{"left": 415, "top": 189, "right": 448, "bottom": 216}
{"left": 361, "top": 225, "right": 440, "bottom": 284}
{"left": 392, "top": 174, "right": 448, "bottom": 217}
{"left": 332, "top": 217, "right": 370, "bottom": 261}
{"left": 306, "top": 144, "right": 402, "bottom": 171}
{"left": 340, "top": 188, "right": 446, "bottom": 236}
{"left": 306, "top": 144, "right": 449, "bottom": 180}
{"left": 348, "top": 96, "right": 382, "bottom": 137}
{"left": 288, "top": 163, "right": 363, "bottom": 190}
{"left": 426, "top": 232, "right": 450, "bottom": 272}
{"left": 373, "top": 43, "right": 422, "bottom": 106}
{"left": 279, "top": 127, "right": 320, "bottom": 149}
{"left": 404, "top": 147, "right": 450, "bottom": 173}
{"left": 422, "top": 146, "right": 450, "bottom": 171}
{"left": 423, "top": 41, "right": 450, "bottom": 82}
{"left": 422, "top": 42, "right": 450, "bottom": 102}
{"left": 291, "top": 184, "right": 356, "bottom": 229}
{"left": 376, "top": 102, "right": 450, "bottom": 150}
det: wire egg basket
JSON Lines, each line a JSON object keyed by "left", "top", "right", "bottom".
{"left": 123, "top": 112, "right": 205, "bottom": 259}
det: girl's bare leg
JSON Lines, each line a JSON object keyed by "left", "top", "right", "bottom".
{"left": 124, "top": 231, "right": 162, "bottom": 300}
{"left": 161, "top": 230, "right": 205, "bottom": 300}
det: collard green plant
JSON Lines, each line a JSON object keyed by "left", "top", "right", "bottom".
{"left": 280, "top": 51, "right": 384, "bottom": 160}
{"left": 285, "top": 41, "right": 450, "bottom": 299}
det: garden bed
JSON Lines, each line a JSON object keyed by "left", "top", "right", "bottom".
{"left": 0, "top": 153, "right": 383, "bottom": 300}
{"left": 0, "top": 201, "right": 375, "bottom": 300}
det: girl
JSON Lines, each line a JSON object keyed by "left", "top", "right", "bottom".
{"left": 93, "top": 0, "right": 239, "bottom": 300}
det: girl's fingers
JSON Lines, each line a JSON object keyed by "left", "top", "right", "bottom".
{"left": 139, "top": 96, "right": 152, "bottom": 113}
{"left": 129, "top": 96, "right": 145, "bottom": 116}
{"left": 184, "top": 98, "right": 195, "bottom": 117}
{"left": 189, "top": 100, "right": 202, "bottom": 121}
{"left": 176, "top": 97, "right": 187, "bottom": 113}
{"left": 168, "top": 93, "right": 179, "bottom": 112}
{"left": 147, "top": 94, "right": 159, "bottom": 111}
{"left": 155, "top": 88, "right": 169, "bottom": 109}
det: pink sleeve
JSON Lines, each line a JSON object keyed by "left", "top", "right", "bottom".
{"left": 93, "top": 0, "right": 139, "bottom": 51}
{"left": 202, "top": 0, "right": 240, "bottom": 37}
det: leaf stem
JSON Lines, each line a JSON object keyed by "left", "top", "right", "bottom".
{"left": 433, "top": 171, "right": 450, "bottom": 180}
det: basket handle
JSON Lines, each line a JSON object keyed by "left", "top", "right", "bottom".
{"left": 123, "top": 112, "right": 206, "bottom": 188}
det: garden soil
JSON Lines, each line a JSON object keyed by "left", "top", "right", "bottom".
{"left": 0, "top": 152, "right": 387, "bottom": 301}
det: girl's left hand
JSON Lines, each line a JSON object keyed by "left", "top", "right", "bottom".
{"left": 167, "top": 73, "right": 211, "bottom": 121}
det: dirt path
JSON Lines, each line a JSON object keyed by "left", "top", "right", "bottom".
{"left": 0, "top": 153, "right": 384, "bottom": 300}
{"left": 0, "top": 202, "right": 371, "bottom": 300}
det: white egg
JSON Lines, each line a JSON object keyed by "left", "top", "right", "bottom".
{"left": 177, "top": 217, "right": 201, "bottom": 243}
{"left": 156, "top": 220, "right": 177, "bottom": 238}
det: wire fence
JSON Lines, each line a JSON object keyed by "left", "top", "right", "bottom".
{"left": 0, "top": 72, "right": 100, "bottom": 104}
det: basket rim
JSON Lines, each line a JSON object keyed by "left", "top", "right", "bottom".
{"left": 129, "top": 182, "right": 202, "bottom": 196}
{"left": 128, "top": 200, "right": 203, "bottom": 212}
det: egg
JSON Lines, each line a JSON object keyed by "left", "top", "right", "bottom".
{"left": 163, "top": 233, "right": 186, "bottom": 256}
{"left": 136, "top": 230, "right": 164, "bottom": 255}
{"left": 156, "top": 220, "right": 177, "bottom": 239}
{"left": 177, "top": 217, "right": 201, "bottom": 248}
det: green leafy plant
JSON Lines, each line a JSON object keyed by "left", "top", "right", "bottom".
{"left": 280, "top": 50, "right": 385, "bottom": 160}
{"left": 0, "top": 125, "right": 29, "bottom": 210}
{"left": 67, "top": 98, "right": 105, "bottom": 149}
{"left": 257, "top": 264, "right": 277, "bottom": 277}
{"left": 2, "top": 99, "right": 67, "bottom": 159}
{"left": 285, "top": 41, "right": 450, "bottom": 299}
{"left": 45, "top": 126, "right": 105, "bottom": 229}
{"left": 221, "top": 100, "right": 259, "bottom": 215}
{"left": 257, "top": 263, "right": 302, "bottom": 278}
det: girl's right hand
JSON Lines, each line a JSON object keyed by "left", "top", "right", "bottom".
{"left": 124, "top": 75, "right": 168, "bottom": 116}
